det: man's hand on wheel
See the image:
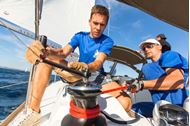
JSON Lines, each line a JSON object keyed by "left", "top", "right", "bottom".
{"left": 127, "top": 79, "right": 144, "bottom": 93}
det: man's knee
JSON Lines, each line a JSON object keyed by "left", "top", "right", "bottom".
{"left": 35, "top": 62, "right": 53, "bottom": 77}
{"left": 102, "top": 82, "right": 132, "bottom": 111}
{"left": 37, "top": 62, "right": 53, "bottom": 69}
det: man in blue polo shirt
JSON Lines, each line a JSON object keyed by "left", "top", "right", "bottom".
{"left": 23, "top": 5, "right": 132, "bottom": 126}
{"left": 131, "top": 38, "right": 188, "bottom": 117}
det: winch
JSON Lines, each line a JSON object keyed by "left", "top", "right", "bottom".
{"left": 61, "top": 82, "right": 107, "bottom": 126}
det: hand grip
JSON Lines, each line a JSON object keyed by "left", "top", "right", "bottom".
{"left": 40, "top": 35, "right": 47, "bottom": 48}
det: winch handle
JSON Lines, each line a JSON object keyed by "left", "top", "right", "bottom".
{"left": 43, "top": 59, "right": 91, "bottom": 78}
{"left": 39, "top": 35, "right": 91, "bottom": 78}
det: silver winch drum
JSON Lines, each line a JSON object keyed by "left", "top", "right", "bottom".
{"left": 159, "top": 104, "right": 189, "bottom": 126}
{"left": 67, "top": 82, "right": 102, "bottom": 108}
{"left": 152, "top": 100, "right": 189, "bottom": 126}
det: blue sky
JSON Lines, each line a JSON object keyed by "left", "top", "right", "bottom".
{"left": 0, "top": 0, "right": 189, "bottom": 73}
{"left": 98, "top": 0, "right": 189, "bottom": 57}
{"left": 0, "top": 26, "right": 32, "bottom": 70}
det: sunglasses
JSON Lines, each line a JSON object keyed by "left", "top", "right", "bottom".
{"left": 142, "top": 44, "right": 155, "bottom": 51}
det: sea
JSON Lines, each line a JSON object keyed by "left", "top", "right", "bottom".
{"left": 0, "top": 67, "right": 59, "bottom": 122}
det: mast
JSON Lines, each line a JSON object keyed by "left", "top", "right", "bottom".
{"left": 35, "top": 0, "right": 42, "bottom": 40}
{"left": 25, "top": 0, "right": 43, "bottom": 111}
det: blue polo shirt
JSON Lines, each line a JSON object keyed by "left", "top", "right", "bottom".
{"left": 68, "top": 32, "right": 114, "bottom": 73}
{"left": 142, "top": 51, "right": 188, "bottom": 106}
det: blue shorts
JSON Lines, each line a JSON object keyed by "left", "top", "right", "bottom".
{"left": 132, "top": 102, "right": 154, "bottom": 117}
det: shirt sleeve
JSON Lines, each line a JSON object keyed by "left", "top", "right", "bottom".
{"left": 68, "top": 33, "right": 80, "bottom": 50}
{"left": 159, "top": 51, "right": 184, "bottom": 69}
{"left": 99, "top": 37, "right": 114, "bottom": 56}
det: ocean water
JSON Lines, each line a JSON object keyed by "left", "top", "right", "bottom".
{"left": 0, "top": 67, "right": 28, "bottom": 121}
{"left": 0, "top": 67, "right": 59, "bottom": 121}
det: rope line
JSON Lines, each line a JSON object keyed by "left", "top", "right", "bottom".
{"left": 101, "top": 85, "right": 128, "bottom": 94}
{"left": 0, "top": 81, "right": 28, "bottom": 89}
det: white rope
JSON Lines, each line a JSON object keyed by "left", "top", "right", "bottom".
{"left": 0, "top": 82, "right": 28, "bottom": 89}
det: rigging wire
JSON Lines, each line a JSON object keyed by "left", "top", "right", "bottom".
{"left": 0, "top": 20, "right": 42, "bottom": 60}
{"left": 0, "top": 20, "right": 29, "bottom": 48}
{"left": 107, "top": 0, "right": 111, "bottom": 36}
{"left": 0, "top": 82, "right": 28, "bottom": 89}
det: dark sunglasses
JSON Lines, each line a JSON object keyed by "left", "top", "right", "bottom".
{"left": 142, "top": 44, "right": 155, "bottom": 51}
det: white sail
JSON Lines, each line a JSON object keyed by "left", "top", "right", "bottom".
{"left": 1, "top": 0, "right": 188, "bottom": 46}
{"left": 0, "top": 0, "right": 95, "bottom": 46}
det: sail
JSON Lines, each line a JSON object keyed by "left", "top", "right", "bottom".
{"left": 0, "top": 0, "right": 188, "bottom": 47}
{"left": 0, "top": 0, "right": 95, "bottom": 46}
{"left": 118, "top": 0, "right": 189, "bottom": 31}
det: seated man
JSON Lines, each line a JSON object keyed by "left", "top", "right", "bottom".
{"left": 130, "top": 38, "right": 188, "bottom": 117}
{"left": 21, "top": 5, "right": 132, "bottom": 126}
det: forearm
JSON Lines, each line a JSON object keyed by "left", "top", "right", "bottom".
{"left": 47, "top": 48, "right": 65, "bottom": 60}
{"left": 143, "top": 79, "right": 184, "bottom": 90}
{"left": 47, "top": 45, "right": 72, "bottom": 60}
{"left": 143, "top": 68, "right": 184, "bottom": 90}
{"left": 88, "top": 52, "right": 107, "bottom": 72}
{"left": 88, "top": 60, "right": 103, "bottom": 72}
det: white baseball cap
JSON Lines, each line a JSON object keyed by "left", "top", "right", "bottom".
{"left": 139, "top": 38, "right": 161, "bottom": 49}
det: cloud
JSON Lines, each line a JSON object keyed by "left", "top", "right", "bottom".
{"left": 0, "top": 30, "right": 28, "bottom": 49}
{"left": 0, "top": 30, "right": 27, "bottom": 63}
{"left": 131, "top": 20, "right": 143, "bottom": 29}
{"left": 0, "top": 45, "right": 10, "bottom": 53}
{"left": 140, "top": 34, "right": 153, "bottom": 41}
{"left": 0, "top": 32, "right": 15, "bottom": 42}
